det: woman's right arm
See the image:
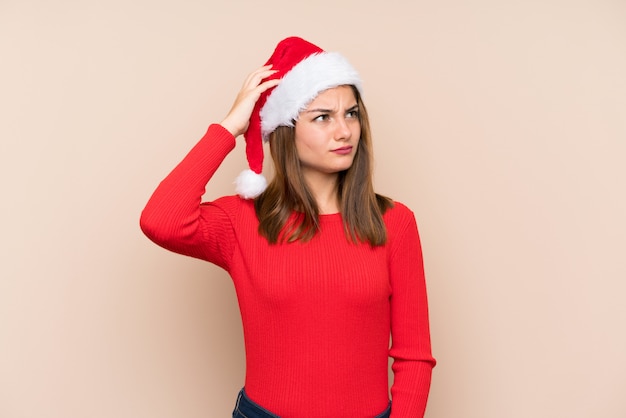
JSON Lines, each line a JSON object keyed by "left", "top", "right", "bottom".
{"left": 139, "top": 124, "right": 237, "bottom": 268}
{"left": 139, "top": 66, "right": 280, "bottom": 268}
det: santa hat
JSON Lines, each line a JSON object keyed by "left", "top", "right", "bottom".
{"left": 235, "top": 36, "right": 363, "bottom": 199}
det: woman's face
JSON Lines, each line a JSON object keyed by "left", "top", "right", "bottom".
{"left": 294, "top": 85, "right": 361, "bottom": 180}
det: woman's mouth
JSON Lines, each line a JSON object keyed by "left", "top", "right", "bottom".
{"left": 331, "top": 146, "right": 353, "bottom": 155}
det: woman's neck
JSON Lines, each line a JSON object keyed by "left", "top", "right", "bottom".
{"left": 303, "top": 171, "right": 340, "bottom": 214}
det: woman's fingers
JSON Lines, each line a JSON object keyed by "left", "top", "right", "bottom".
{"left": 220, "top": 66, "right": 280, "bottom": 138}
{"left": 242, "top": 65, "right": 275, "bottom": 87}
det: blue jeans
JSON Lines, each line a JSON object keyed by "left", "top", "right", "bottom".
{"left": 232, "top": 388, "right": 392, "bottom": 418}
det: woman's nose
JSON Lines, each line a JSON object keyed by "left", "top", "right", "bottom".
{"left": 333, "top": 117, "right": 352, "bottom": 141}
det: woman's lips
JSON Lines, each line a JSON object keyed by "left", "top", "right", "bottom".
{"left": 331, "top": 146, "right": 353, "bottom": 155}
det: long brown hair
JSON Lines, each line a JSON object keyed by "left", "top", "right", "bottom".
{"left": 254, "top": 86, "right": 393, "bottom": 245}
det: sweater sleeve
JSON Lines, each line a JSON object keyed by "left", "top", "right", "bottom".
{"left": 139, "top": 124, "right": 237, "bottom": 271}
{"left": 388, "top": 206, "right": 436, "bottom": 417}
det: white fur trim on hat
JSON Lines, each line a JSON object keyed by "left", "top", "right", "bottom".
{"left": 235, "top": 169, "right": 268, "bottom": 199}
{"left": 259, "top": 52, "right": 362, "bottom": 141}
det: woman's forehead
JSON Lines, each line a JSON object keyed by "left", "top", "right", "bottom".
{"left": 304, "top": 86, "right": 357, "bottom": 110}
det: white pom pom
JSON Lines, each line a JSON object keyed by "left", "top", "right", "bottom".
{"left": 235, "top": 169, "right": 268, "bottom": 199}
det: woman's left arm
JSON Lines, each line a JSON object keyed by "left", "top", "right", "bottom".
{"left": 388, "top": 207, "right": 436, "bottom": 417}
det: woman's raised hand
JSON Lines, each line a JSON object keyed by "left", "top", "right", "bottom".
{"left": 220, "top": 65, "right": 280, "bottom": 138}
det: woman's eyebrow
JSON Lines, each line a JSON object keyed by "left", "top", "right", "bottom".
{"left": 303, "top": 104, "right": 359, "bottom": 114}
{"left": 303, "top": 108, "right": 334, "bottom": 114}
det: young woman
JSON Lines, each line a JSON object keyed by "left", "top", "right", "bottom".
{"left": 140, "top": 37, "right": 436, "bottom": 418}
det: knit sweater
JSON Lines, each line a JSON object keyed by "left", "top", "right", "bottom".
{"left": 140, "top": 124, "right": 436, "bottom": 418}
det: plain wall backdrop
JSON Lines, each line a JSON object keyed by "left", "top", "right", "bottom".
{"left": 1, "top": 0, "right": 625, "bottom": 417}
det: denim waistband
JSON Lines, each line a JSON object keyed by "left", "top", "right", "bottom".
{"left": 232, "top": 388, "right": 391, "bottom": 418}
{"left": 233, "top": 389, "right": 279, "bottom": 418}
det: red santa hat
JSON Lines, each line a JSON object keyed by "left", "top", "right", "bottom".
{"left": 235, "top": 36, "right": 363, "bottom": 199}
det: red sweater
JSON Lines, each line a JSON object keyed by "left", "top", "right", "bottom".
{"left": 140, "top": 124, "right": 436, "bottom": 417}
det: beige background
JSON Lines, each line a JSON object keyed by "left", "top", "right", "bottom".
{"left": 1, "top": 0, "right": 625, "bottom": 417}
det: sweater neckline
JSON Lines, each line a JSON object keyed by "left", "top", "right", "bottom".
{"left": 318, "top": 212, "right": 342, "bottom": 222}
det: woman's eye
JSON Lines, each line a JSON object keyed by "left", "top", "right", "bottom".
{"left": 346, "top": 110, "right": 359, "bottom": 118}
{"left": 313, "top": 114, "right": 329, "bottom": 122}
